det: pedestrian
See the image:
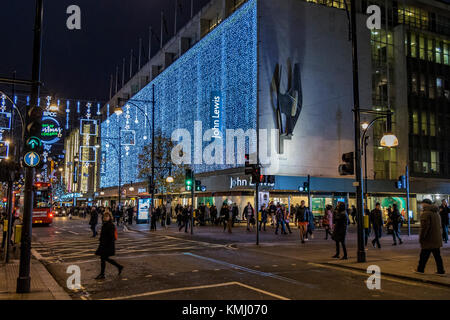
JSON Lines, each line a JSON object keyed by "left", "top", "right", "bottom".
{"left": 179, "top": 205, "right": 191, "bottom": 233}
{"left": 332, "top": 202, "right": 349, "bottom": 259}
{"left": 415, "top": 199, "right": 445, "bottom": 275}
{"left": 150, "top": 207, "right": 157, "bottom": 231}
{"left": 295, "top": 200, "right": 308, "bottom": 243}
{"left": 232, "top": 204, "right": 239, "bottom": 227}
{"left": 94, "top": 211, "right": 123, "bottom": 280}
{"left": 275, "top": 204, "right": 286, "bottom": 235}
{"left": 323, "top": 205, "right": 333, "bottom": 240}
{"left": 127, "top": 206, "right": 134, "bottom": 225}
{"left": 220, "top": 203, "right": 232, "bottom": 233}
{"left": 269, "top": 201, "right": 277, "bottom": 227}
{"left": 439, "top": 199, "right": 449, "bottom": 244}
{"left": 305, "top": 205, "right": 315, "bottom": 240}
{"left": 210, "top": 205, "right": 218, "bottom": 225}
{"left": 89, "top": 206, "right": 99, "bottom": 237}
{"left": 166, "top": 201, "right": 172, "bottom": 226}
{"left": 391, "top": 203, "right": 403, "bottom": 245}
{"left": 369, "top": 202, "right": 384, "bottom": 249}
{"left": 243, "top": 202, "right": 255, "bottom": 232}
{"left": 259, "top": 204, "right": 268, "bottom": 231}
{"left": 283, "top": 205, "right": 292, "bottom": 234}
{"left": 350, "top": 205, "right": 357, "bottom": 224}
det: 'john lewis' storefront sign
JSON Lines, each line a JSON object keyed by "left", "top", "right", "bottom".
{"left": 229, "top": 176, "right": 274, "bottom": 189}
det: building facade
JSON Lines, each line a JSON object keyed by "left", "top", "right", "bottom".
{"left": 98, "top": 0, "right": 450, "bottom": 220}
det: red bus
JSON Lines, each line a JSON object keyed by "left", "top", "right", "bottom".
{"left": 32, "top": 182, "right": 54, "bottom": 225}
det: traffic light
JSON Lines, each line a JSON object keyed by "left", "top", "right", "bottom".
{"left": 303, "top": 181, "right": 309, "bottom": 192}
{"left": 245, "top": 154, "right": 261, "bottom": 183}
{"left": 195, "top": 180, "right": 201, "bottom": 191}
{"left": 338, "top": 152, "right": 354, "bottom": 176}
{"left": 395, "top": 175, "right": 406, "bottom": 189}
{"left": 23, "top": 105, "right": 43, "bottom": 168}
{"left": 185, "top": 169, "right": 193, "bottom": 191}
{"left": 244, "top": 154, "right": 253, "bottom": 175}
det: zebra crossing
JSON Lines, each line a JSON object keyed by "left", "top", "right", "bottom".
{"left": 32, "top": 231, "right": 226, "bottom": 264}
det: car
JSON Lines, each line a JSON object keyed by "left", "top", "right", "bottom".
{"left": 54, "top": 208, "right": 67, "bottom": 217}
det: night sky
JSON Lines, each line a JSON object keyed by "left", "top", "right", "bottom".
{"left": 0, "top": 0, "right": 210, "bottom": 102}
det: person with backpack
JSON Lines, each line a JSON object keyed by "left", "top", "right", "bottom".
{"left": 95, "top": 210, "right": 123, "bottom": 280}
{"left": 391, "top": 203, "right": 403, "bottom": 245}
{"left": 369, "top": 202, "right": 384, "bottom": 249}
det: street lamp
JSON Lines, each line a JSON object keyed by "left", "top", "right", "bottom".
{"left": 166, "top": 176, "right": 174, "bottom": 184}
{"left": 114, "top": 106, "right": 123, "bottom": 116}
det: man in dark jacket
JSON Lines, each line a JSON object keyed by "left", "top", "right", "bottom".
{"left": 369, "top": 202, "right": 384, "bottom": 248}
{"left": 415, "top": 199, "right": 445, "bottom": 275}
{"left": 95, "top": 211, "right": 123, "bottom": 279}
{"left": 391, "top": 203, "right": 403, "bottom": 245}
{"left": 127, "top": 206, "right": 134, "bottom": 225}
{"left": 332, "top": 202, "right": 349, "bottom": 259}
{"left": 89, "top": 207, "right": 99, "bottom": 237}
{"left": 439, "top": 199, "right": 449, "bottom": 244}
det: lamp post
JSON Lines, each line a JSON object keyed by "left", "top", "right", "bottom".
{"left": 115, "top": 87, "right": 155, "bottom": 227}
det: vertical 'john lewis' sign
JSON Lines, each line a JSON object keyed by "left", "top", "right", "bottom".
{"left": 210, "top": 91, "right": 222, "bottom": 139}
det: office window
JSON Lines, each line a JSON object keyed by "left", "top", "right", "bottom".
{"left": 413, "top": 161, "right": 422, "bottom": 173}
{"left": 437, "top": 77, "right": 443, "bottom": 97}
{"left": 427, "top": 39, "right": 434, "bottom": 62}
{"left": 419, "top": 36, "right": 425, "bottom": 60}
{"left": 431, "top": 151, "right": 439, "bottom": 173}
{"left": 421, "top": 111, "right": 428, "bottom": 135}
{"left": 413, "top": 111, "right": 419, "bottom": 134}
{"left": 429, "top": 77, "right": 435, "bottom": 99}
{"left": 420, "top": 75, "right": 426, "bottom": 95}
{"left": 430, "top": 113, "right": 436, "bottom": 136}
{"left": 411, "top": 73, "right": 418, "bottom": 93}
{"left": 436, "top": 42, "right": 442, "bottom": 64}
{"left": 444, "top": 42, "right": 449, "bottom": 65}
{"left": 410, "top": 33, "right": 417, "bottom": 57}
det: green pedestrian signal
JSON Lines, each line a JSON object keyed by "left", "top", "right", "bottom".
{"left": 185, "top": 169, "right": 193, "bottom": 191}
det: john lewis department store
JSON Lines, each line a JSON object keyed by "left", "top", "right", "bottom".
{"left": 97, "top": 0, "right": 450, "bottom": 220}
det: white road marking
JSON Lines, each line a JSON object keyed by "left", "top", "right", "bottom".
{"left": 102, "top": 281, "right": 290, "bottom": 300}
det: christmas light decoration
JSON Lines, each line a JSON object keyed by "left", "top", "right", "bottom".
{"left": 100, "top": 0, "right": 257, "bottom": 188}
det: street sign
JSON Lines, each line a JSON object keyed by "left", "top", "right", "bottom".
{"left": 24, "top": 151, "right": 41, "bottom": 167}
{"left": 26, "top": 136, "right": 42, "bottom": 150}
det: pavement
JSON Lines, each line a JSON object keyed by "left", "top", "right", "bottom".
{"left": 2, "top": 217, "right": 449, "bottom": 300}
{"left": 0, "top": 258, "right": 71, "bottom": 300}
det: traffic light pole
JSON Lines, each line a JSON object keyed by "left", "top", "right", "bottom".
{"left": 406, "top": 165, "right": 410, "bottom": 236}
{"left": 17, "top": 0, "right": 44, "bottom": 293}
{"left": 307, "top": 175, "right": 311, "bottom": 210}
{"left": 350, "top": 0, "right": 366, "bottom": 263}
